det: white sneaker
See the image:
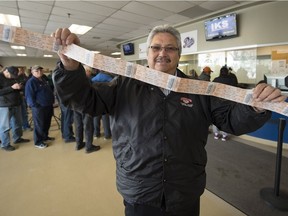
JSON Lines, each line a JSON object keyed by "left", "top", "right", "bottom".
{"left": 214, "top": 133, "right": 220, "bottom": 140}
{"left": 35, "top": 143, "right": 48, "bottom": 149}
{"left": 221, "top": 136, "right": 227, "bottom": 141}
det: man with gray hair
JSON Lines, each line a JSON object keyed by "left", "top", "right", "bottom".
{"left": 52, "top": 25, "right": 286, "bottom": 215}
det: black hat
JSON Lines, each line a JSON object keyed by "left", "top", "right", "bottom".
{"left": 6, "top": 66, "right": 19, "bottom": 78}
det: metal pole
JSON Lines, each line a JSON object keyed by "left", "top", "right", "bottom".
{"left": 274, "top": 118, "right": 286, "bottom": 196}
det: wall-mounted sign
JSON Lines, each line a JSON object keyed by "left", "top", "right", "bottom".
{"left": 138, "top": 43, "right": 147, "bottom": 59}
{"left": 181, "top": 30, "right": 197, "bottom": 54}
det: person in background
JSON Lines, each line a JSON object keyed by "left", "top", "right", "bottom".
{"left": 25, "top": 65, "right": 55, "bottom": 149}
{"left": 60, "top": 103, "right": 75, "bottom": 143}
{"left": 18, "top": 67, "right": 32, "bottom": 131}
{"left": 212, "top": 65, "right": 238, "bottom": 141}
{"left": 0, "top": 66, "right": 30, "bottom": 151}
{"left": 91, "top": 70, "right": 113, "bottom": 140}
{"left": 52, "top": 25, "right": 286, "bottom": 216}
{"left": 228, "top": 66, "right": 238, "bottom": 86}
{"left": 187, "top": 69, "right": 198, "bottom": 79}
{"left": 198, "top": 66, "right": 213, "bottom": 81}
{"left": 72, "top": 65, "right": 100, "bottom": 153}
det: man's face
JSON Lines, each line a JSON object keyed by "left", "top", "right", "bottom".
{"left": 3, "top": 70, "right": 13, "bottom": 79}
{"left": 32, "top": 68, "right": 43, "bottom": 78}
{"left": 147, "top": 32, "right": 180, "bottom": 75}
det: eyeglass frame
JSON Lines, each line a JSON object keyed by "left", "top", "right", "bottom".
{"left": 149, "top": 45, "right": 179, "bottom": 53}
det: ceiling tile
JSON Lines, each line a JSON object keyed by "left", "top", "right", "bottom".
{"left": 143, "top": 1, "right": 195, "bottom": 13}
{"left": 178, "top": 5, "right": 212, "bottom": 19}
{"left": 121, "top": 1, "right": 173, "bottom": 19}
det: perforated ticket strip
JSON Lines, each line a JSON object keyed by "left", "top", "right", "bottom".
{"left": 1, "top": 24, "right": 287, "bottom": 117}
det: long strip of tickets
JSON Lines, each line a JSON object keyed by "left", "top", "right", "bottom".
{"left": 1, "top": 24, "right": 287, "bottom": 117}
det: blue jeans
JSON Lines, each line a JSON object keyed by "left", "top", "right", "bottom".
{"left": 21, "top": 97, "right": 30, "bottom": 129}
{"left": 60, "top": 104, "right": 74, "bottom": 140}
{"left": 0, "top": 106, "right": 23, "bottom": 147}
{"left": 93, "top": 114, "right": 111, "bottom": 138}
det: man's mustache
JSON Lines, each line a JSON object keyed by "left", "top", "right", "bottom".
{"left": 155, "top": 56, "right": 171, "bottom": 63}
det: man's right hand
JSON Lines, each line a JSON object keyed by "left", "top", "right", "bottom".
{"left": 51, "top": 28, "right": 80, "bottom": 71}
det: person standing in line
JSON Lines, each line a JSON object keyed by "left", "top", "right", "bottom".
{"left": 25, "top": 65, "right": 55, "bottom": 149}
{"left": 187, "top": 69, "right": 198, "bottom": 79}
{"left": 228, "top": 66, "right": 238, "bottom": 86}
{"left": 198, "top": 66, "right": 213, "bottom": 81}
{"left": 198, "top": 66, "right": 214, "bottom": 132}
{"left": 91, "top": 70, "right": 113, "bottom": 140}
{"left": 52, "top": 25, "right": 286, "bottom": 216}
{"left": 72, "top": 65, "right": 100, "bottom": 153}
{"left": 18, "top": 67, "right": 33, "bottom": 131}
{"left": 60, "top": 103, "right": 76, "bottom": 143}
{"left": 0, "top": 66, "right": 30, "bottom": 151}
{"left": 212, "top": 65, "right": 239, "bottom": 141}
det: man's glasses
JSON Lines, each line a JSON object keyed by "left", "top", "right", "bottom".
{"left": 149, "top": 46, "right": 179, "bottom": 53}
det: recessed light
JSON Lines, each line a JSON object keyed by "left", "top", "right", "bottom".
{"left": 44, "top": 54, "right": 53, "bottom": 57}
{"left": 0, "top": 14, "right": 21, "bottom": 27}
{"left": 11, "top": 45, "right": 25, "bottom": 50}
{"left": 111, "top": 52, "right": 121, "bottom": 55}
{"left": 68, "top": 24, "right": 92, "bottom": 35}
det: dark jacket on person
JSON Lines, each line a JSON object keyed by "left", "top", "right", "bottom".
{"left": 0, "top": 73, "right": 22, "bottom": 107}
{"left": 213, "top": 67, "right": 238, "bottom": 87}
{"left": 198, "top": 72, "right": 211, "bottom": 81}
{"left": 25, "top": 75, "right": 54, "bottom": 108}
{"left": 53, "top": 62, "right": 271, "bottom": 214}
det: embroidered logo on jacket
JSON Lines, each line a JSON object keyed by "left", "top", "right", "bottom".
{"left": 180, "top": 97, "right": 193, "bottom": 107}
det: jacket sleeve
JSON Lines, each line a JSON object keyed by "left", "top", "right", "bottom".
{"left": 52, "top": 61, "right": 117, "bottom": 117}
{"left": 0, "top": 86, "right": 15, "bottom": 96}
{"left": 25, "top": 81, "right": 38, "bottom": 108}
{"left": 210, "top": 96, "right": 271, "bottom": 135}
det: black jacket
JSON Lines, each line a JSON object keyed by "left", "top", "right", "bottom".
{"left": 53, "top": 62, "right": 271, "bottom": 214}
{"left": 0, "top": 73, "right": 22, "bottom": 107}
{"left": 213, "top": 74, "right": 238, "bottom": 87}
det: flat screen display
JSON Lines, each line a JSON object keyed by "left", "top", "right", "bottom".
{"left": 204, "top": 13, "right": 238, "bottom": 41}
{"left": 122, "top": 43, "right": 134, "bottom": 55}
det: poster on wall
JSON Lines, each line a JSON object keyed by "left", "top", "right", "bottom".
{"left": 181, "top": 30, "right": 197, "bottom": 54}
{"left": 138, "top": 43, "right": 147, "bottom": 59}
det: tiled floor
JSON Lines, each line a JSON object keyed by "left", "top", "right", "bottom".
{"left": 0, "top": 116, "right": 250, "bottom": 216}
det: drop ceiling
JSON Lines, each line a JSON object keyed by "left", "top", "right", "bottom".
{"left": 0, "top": 1, "right": 269, "bottom": 58}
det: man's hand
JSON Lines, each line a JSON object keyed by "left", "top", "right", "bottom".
{"left": 252, "top": 83, "right": 287, "bottom": 112}
{"left": 51, "top": 28, "right": 80, "bottom": 71}
{"left": 11, "top": 83, "right": 22, "bottom": 90}
{"left": 253, "top": 83, "right": 286, "bottom": 102}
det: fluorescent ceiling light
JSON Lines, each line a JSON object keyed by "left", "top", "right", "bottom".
{"left": 17, "top": 54, "right": 27, "bottom": 56}
{"left": 68, "top": 24, "right": 92, "bottom": 35}
{"left": 93, "top": 51, "right": 100, "bottom": 54}
{"left": 44, "top": 54, "right": 53, "bottom": 58}
{"left": 11, "top": 45, "right": 25, "bottom": 50}
{"left": 111, "top": 52, "right": 121, "bottom": 55}
{"left": 0, "top": 14, "right": 20, "bottom": 27}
